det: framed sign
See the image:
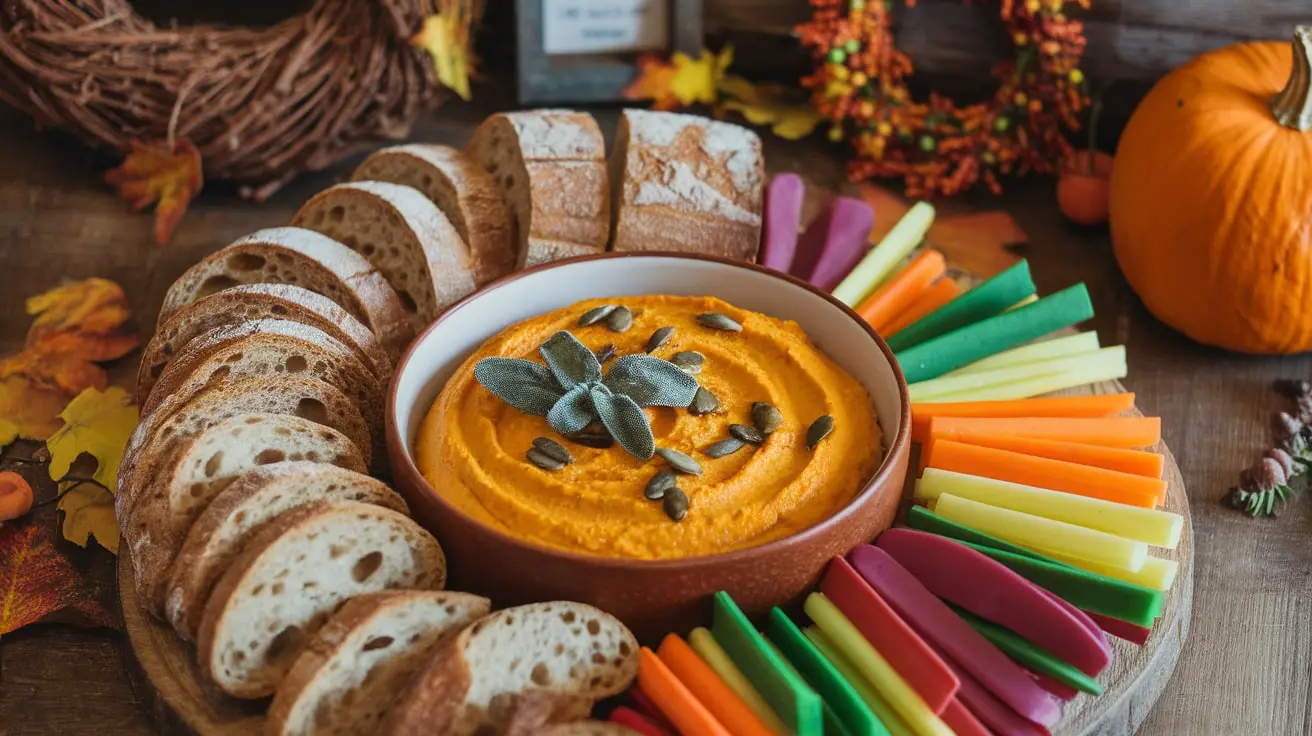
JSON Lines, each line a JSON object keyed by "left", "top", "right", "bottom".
{"left": 517, "top": 0, "right": 703, "bottom": 105}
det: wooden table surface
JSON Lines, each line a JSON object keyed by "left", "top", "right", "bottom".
{"left": 1, "top": 94, "right": 1309, "bottom": 736}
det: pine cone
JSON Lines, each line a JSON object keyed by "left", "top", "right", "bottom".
{"left": 1273, "top": 378, "right": 1312, "bottom": 399}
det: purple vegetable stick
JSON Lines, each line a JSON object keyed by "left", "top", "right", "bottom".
{"left": 789, "top": 196, "right": 874, "bottom": 291}
{"left": 848, "top": 544, "right": 1062, "bottom": 727}
{"left": 760, "top": 173, "right": 805, "bottom": 271}
{"left": 929, "top": 642, "right": 1054, "bottom": 736}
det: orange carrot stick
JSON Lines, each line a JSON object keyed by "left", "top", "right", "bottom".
{"left": 934, "top": 432, "right": 1163, "bottom": 478}
{"left": 639, "top": 648, "right": 733, "bottom": 736}
{"left": 910, "top": 394, "right": 1136, "bottom": 442}
{"left": 885, "top": 278, "right": 961, "bottom": 337}
{"left": 923, "top": 439, "right": 1164, "bottom": 508}
{"left": 857, "top": 249, "right": 947, "bottom": 333}
{"left": 927, "top": 415, "right": 1159, "bottom": 449}
{"left": 658, "top": 635, "right": 777, "bottom": 736}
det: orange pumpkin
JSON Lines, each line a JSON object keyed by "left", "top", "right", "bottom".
{"left": 1111, "top": 27, "right": 1312, "bottom": 354}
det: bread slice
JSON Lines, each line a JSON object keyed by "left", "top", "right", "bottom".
{"left": 165, "top": 461, "right": 404, "bottom": 641}
{"left": 197, "top": 501, "right": 447, "bottom": 699}
{"left": 466, "top": 110, "right": 610, "bottom": 268}
{"left": 609, "top": 109, "right": 764, "bottom": 261}
{"left": 267, "top": 590, "right": 491, "bottom": 736}
{"left": 139, "top": 284, "right": 391, "bottom": 402}
{"left": 352, "top": 145, "right": 515, "bottom": 287}
{"left": 384, "top": 602, "right": 638, "bottom": 736}
{"left": 292, "top": 181, "right": 477, "bottom": 332}
{"left": 540, "top": 723, "right": 642, "bottom": 736}
{"left": 157, "top": 227, "right": 411, "bottom": 358}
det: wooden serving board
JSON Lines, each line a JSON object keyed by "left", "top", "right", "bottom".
{"left": 120, "top": 380, "right": 1193, "bottom": 736}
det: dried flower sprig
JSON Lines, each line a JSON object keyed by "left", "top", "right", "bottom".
{"left": 1225, "top": 379, "right": 1312, "bottom": 517}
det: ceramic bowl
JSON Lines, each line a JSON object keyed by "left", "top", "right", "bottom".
{"left": 387, "top": 253, "right": 911, "bottom": 641}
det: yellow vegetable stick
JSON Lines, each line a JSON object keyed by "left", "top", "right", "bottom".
{"left": 1005, "top": 294, "right": 1040, "bottom": 311}
{"left": 916, "top": 468, "right": 1183, "bottom": 548}
{"left": 833, "top": 202, "right": 936, "bottom": 306}
{"left": 930, "top": 493, "right": 1149, "bottom": 572}
{"left": 803, "top": 627, "right": 917, "bottom": 736}
{"left": 946, "top": 332, "right": 1101, "bottom": 376}
{"left": 688, "top": 627, "right": 790, "bottom": 735}
{"left": 909, "top": 346, "right": 1125, "bottom": 402}
{"left": 1047, "top": 550, "right": 1179, "bottom": 591}
{"left": 914, "top": 354, "right": 1128, "bottom": 403}
{"left": 803, "top": 593, "right": 955, "bottom": 736}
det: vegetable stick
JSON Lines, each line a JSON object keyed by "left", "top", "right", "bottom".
{"left": 915, "top": 360, "right": 1129, "bottom": 404}
{"left": 857, "top": 249, "right": 947, "bottom": 332}
{"left": 896, "top": 285, "right": 1096, "bottom": 383}
{"left": 804, "top": 628, "right": 918, "bottom": 736}
{"left": 928, "top": 416, "right": 1161, "bottom": 449}
{"left": 659, "top": 634, "right": 779, "bottom": 736}
{"left": 793, "top": 197, "right": 876, "bottom": 292}
{"left": 885, "top": 279, "right": 960, "bottom": 337}
{"left": 910, "top": 394, "right": 1135, "bottom": 442}
{"left": 916, "top": 468, "right": 1181, "bottom": 547}
{"left": 940, "top": 699, "right": 992, "bottom": 736}
{"left": 803, "top": 594, "right": 956, "bottom": 736}
{"left": 908, "top": 346, "right": 1125, "bottom": 402}
{"left": 952, "top": 608, "right": 1104, "bottom": 696}
{"left": 1084, "top": 611, "right": 1153, "bottom": 646}
{"left": 833, "top": 202, "right": 936, "bottom": 306}
{"left": 928, "top": 652, "right": 1054, "bottom": 736}
{"left": 945, "top": 332, "right": 1101, "bottom": 376}
{"left": 930, "top": 494, "right": 1149, "bottom": 571}
{"left": 761, "top": 173, "right": 805, "bottom": 272}
{"left": 1006, "top": 294, "right": 1039, "bottom": 311}
{"left": 887, "top": 261, "right": 1036, "bottom": 352}
{"left": 628, "top": 687, "right": 679, "bottom": 730}
{"left": 922, "top": 439, "right": 1164, "bottom": 508}
{"left": 936, "top": 433, "right": 1163, "bottom": 478}
{"left": 1030, "top": 673, "right": 1079, "bottom": 702}
{"left": 611, "top": 705, "right": 677, "bottom": 736}
{"left": 689, "top": 628, "right": 791, "bottom": 735}
{"left": 1047, "top": 550, "right": 1178, "bottom": 591}
{"left": 639, "top": 647, "right": 733, "bottom": 736}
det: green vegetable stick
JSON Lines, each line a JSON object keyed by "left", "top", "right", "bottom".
{"left": 895, "top": 284, "right": 1095, "bottom": 384}
{"left": 951, "top": 607, "right": 1104, "bottom": 696}
{"left": 886, "top": 260, "right": 1035, "bottom": 352}
{"left": 803, "top": 628, "right": 918, "bottom": 736}
{"left": 832, "top": 202, "right": 936, "bottom": 306}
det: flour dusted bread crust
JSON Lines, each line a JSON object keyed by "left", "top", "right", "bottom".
{"left": 352, "top": 145, "right": 515, "bottom": 287}
{"left": 609, "top": 109, "right": 764, "bottom": 261}
{"left": 466, "top": 109, "right": 610, "bottom": 268}
{"left": 540, "top": 723, "right": 642, "bottom": 736}
{"left": 157, "top": 227, "right": 411, "bottom": 358}
{"left": 384, "top": 602, "right": 638, "bottom": 735}
{"left": 267, "top": 590, "right": 491, "bottom": 736}
{"left": 292, "top": 181, "right": 477, "bottom": 332}
{"left": 198, "top": 501, "right": 447, "bottom": 699}
{"left": 139, "top": 284, "right": 390, "bottom": 402}
{"left": 165, "top": 461, "right": 403, "bottom": 641}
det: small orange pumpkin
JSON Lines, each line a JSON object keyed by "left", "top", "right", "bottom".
{"left": 1058, "top": 150, "right": 1114, "bottom": 226}
{"left": 1111, "top": 27, "right": 1312, "bottom": 354}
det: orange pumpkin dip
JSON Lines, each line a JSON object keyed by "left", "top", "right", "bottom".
{"left": 416, "top": 296, "right": 882, "bottom": 559}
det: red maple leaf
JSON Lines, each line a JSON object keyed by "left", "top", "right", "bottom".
{"left": 105, "top": 139, "right": 204, "bottom": 246}
{"left": 0, "top": 517, "right": 114, "bottom": 637}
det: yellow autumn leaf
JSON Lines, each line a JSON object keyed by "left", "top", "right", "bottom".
{"left": 716, "top": 75, "right": 825, "bottom": 141}
{"left": 46, "top": 387, "right": 138, "bottom": 493}
{"left": 412, "top": 12, "right": 473, "bottom": 101}
{"left": 0, "top": 418, "right": 16, "bottom": 447}
{"left": 57, "top": 482, "right": 119, "bottom": 554}
{"left": 670, "top": 46, "right": 734, "bottom": 107}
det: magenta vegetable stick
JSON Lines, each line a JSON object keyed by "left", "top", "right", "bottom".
{"left": 931, "top": 643, "right": 1053, "bottom": 736}
{"left": 790, "top": 196, "right": 874, "bottom": 291}
{"left": 1037, "top": 586, "right": 1109, "bottom": 649}
{"left": 760, "top": 173, "right": 805, "bottom": 271}
{"left": 1031, "top": 671, "right": 1079, "bottom": 702}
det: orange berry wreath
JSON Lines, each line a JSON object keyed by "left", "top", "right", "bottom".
{"left": 797, "top": 0, "right": 1093, "bottom": 197}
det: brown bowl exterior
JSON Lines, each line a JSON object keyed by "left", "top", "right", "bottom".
{"left": 386, "top": 252, "right": 912, "bottom": 642}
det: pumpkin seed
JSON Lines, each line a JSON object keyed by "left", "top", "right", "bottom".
{"left": 689, "top": 387, "right": 719, "bottom": 415}
{"left": 672, "top": 351, "right": 705, "bottom": 366}
{"left": 705, "top": 437, "right": 746, "bottom": 458}
{"left": 605, "top": 306, "right": 634, "bottom": 333}
{"left": 578, "top": 305, "right": 617, "bottom": 326}
{"left": 806, "top": 415, "right": 835, "bottom": 451}
{"left": 663, "top": 487, "right": 690, "bottom": 522}
{"left": 565, "top": 429, "right": 614, "bottom": 449}
{"left": 678, "top": 363, "right": 702, "bottom": 375}
{"left": 656, "top": 447, "right": 702, "bottom": 476}
{"left": 751, "top": 402, "right": 784, "bottom": 434}
{"left": 646, "top": 326, "right": 676, "bottom": 353}
{"left": 697, "top": 313, "right": 742, "bottom": 332}
{"left": 729, "top": 424, "right": 765, "bottom": 445}
{"left": 532, "top": 437, "right": 574, "bottom": 465}
{"left": 527, "top": 448, "right": 566, "bottom": 471}
{"left": 645, "top": 470, "right": 676, "bottom": 500}
{"left": 594, "top": 343, "right": 617, "bottom": 364}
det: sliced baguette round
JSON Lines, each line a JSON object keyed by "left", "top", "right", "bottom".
{"left": 291, "top": 181, "right": 477, "bottom": 331}
{"left": 352, "top": 145, "right": 514, "bottom": 287}
{"left": 267, "top": 590, "right": 491, "bottom": 736}
{"left": 540, "top": 723, "right": 641, "bottom": 736}
{"left": 166, "top": 460, "right": 404, "bottom": 641}
{"left": 384, "top": 602, "right": 638, "bottom": 736}
{"left": 156, "top": 227, "right": 411, "bottom": 358}
{"left": 139, "top": 284, "right": 391, "bottom": 402}
{"left": 198, "top": 501, "right": 447, "bottom": 699}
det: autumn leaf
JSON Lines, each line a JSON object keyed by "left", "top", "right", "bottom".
{"left": 624, "top": 55, "right": 679, "bottom": 110}
{"left": 25, "top": 278, "right": 138, "bottom": 358}
{"left": 0, "top": 519, "right": 113, "bottom": 636}
{"left": 671, "top": 46, "right": 733, "bottom": 107}
{"left": 0, "top": 472, "right": 34, "bottom": 523}
{"left": 412, "top": 11, "right": 474, "bottom": 101}
{"left": 0, "top": 376, "right": 71, "bottom": 445}
{"left": 717, "top": 75, "right": 824, "bottom": 141}
{"left": 105, "top": 139, "right": 203, "bottom": 245}
{"left": 46, "top": 387, "right": 138, "bottom": 495}
{"left": 57, "top": 482, "right": 118, "bottom": 554}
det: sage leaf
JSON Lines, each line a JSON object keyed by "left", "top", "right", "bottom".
{"left": 539, "top": 331, "right": 602, "bottom": 389}
{"left": 547, "top": 384, "right": 595, "bottom": 435}
{"left": 591, "top": 385, "right": 655, "bottom": 459}
{"left": 473, "top": 358, "right": 565, "bottom": 416}
{"left": 604, "top": 355, "right": 698, "bottom": 408}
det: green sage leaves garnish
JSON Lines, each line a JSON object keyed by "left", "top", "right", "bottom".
{"left": 604, "top": 355, "right": 699, "bottom": 407}
{"left": 472, "top": 358, "right": 562, "bottom": 416}
{"left": 541, "top": 331, "right": 602, "bottom": 389}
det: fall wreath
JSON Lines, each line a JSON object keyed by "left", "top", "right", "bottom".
{"left": 0, "top": 0, "right": 481, "bottom": 241}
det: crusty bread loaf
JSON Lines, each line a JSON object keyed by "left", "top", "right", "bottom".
{"left": 157, "top": 227, "right": 411, "bottom": 358}
{"left": 292, "top": 181, "right": 477, "bottom": 332}
{"left": 267, "top": 590, "right": 491, "bottom": 736}
{"left": 165, "top": 461, "right": 405, "bottom": 641}
{"left": 609, "top": 109, "right": 764, "bottom": 261}
{"left": 466, "top": 110, "right": 610, "bottom": 268}
{"left": 139, "top": 284, "right": 391, "bottom": 402}
{"left": 540, "top": 723, "right": 642, "bottom": 736}
{"left": 352, "top": 145, "right": 515, "bottom": 287}
{"left": 384, "top": 602, "right": 638, "bottom": 736}
{"left": 197, "top": 501, "right": 447, "bottom": 699}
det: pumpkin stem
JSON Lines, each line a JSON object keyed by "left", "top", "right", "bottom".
{"left": 1271, "top": 26, "right": 1312, "bottom": 132}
